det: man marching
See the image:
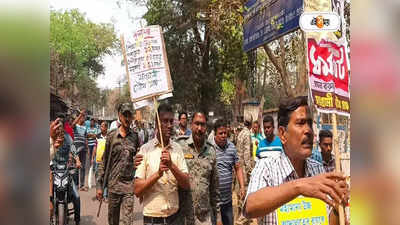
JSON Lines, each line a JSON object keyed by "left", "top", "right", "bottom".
{"left": 96, "top": 103, "right": 140, "bottom": 225}
{"left": 176, "top": 112, "right": 222, "bottom": 225}
{"left": 134, "top": 103, "right": 190, "bottom": 225}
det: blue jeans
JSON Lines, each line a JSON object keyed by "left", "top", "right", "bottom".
{"left": 221, "top": 201, "right": 233, "bottom": 225}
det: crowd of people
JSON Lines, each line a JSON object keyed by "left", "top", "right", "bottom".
{"left": 49, "top": 96, "right": 348, "bottom": 225}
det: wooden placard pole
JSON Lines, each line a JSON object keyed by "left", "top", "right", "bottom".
{"left": 153, "top": 96, "right": 164, "bottom": 148}
{"left": 120, "top": 35, "right": 133, "bottom": 101}
{"left": 331, "top": 113, "right": 345, "bottom": 225}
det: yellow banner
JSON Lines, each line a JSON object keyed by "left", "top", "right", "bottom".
{"left": 95, "top": 139, "right": 106, "bottom": 163}
{"left": 277, "top": 196, "right": 328, "bottom": 225}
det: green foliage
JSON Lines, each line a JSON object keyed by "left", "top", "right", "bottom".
{"left": 50, "top": 9, "right": 118, "bottom": 78}
{"left": 142, "top": 0, "right": 250, "bottom": 118}
{"left": 50, "top": 9, "right": 118, "bottom": 108}
{"left": 220, "top": 75, "right": 235, "bottom": 105}
{"left": 149, "top": 1, "right": 248, "bottom": 108}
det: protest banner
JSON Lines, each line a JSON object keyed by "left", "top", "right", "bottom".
{"left": 118, "top": 26, "right": 174, "bottom": 208}
{"left": 118, "top": 26, "right": 175, "bottom": 209}
{"left": 307, "top": 38, "right": 350, "bottom": 116}
{"left": 303, "top": 1, "right": 349, "bottom": 224}
{"left": 277, "top": 196, "right": 328, "bottom": 225}
{"left": 121, "top": 25, "right": 173, "bottom": 103}
{"left": 120, "top": 25, "right": 174, "bottom": 147}
{"left": 306, "top": 39, "right": 348, "bottom": 225}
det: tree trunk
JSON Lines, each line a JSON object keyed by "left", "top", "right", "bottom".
{"left": 199, "top": 24, "right": 211, "bottom": 114}
{"left": 232, "top": 78, "right": 240, "bottom": 124}
{"left": 262, "top": 39, "right": 293, "bottom": 97}
{"left": 261, "top": 59, "right": 267, "bottom": 94}
{"left": 294, "top": 31, "right": 308, "bottom": 96}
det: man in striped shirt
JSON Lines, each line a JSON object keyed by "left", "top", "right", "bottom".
{"left": 256, "top": 115, "right": 283, "bottom": 159}
{"left": 212, "top": 118, "right": 245, "bottom": 225}
{"left": 87, "top": 118, "right": 98, "bottom": 188}
{"left": 244, "top": 96, "right": 348, "bottom": 225}
{"left": 72, "top": 110, "right": 89, "bottom": 190}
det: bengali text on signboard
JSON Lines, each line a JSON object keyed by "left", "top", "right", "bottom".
{"left": 307, "top": 38, "right": 350, "bottom": 116}
{"left": 277, "top": 196, "right": 329, "bottom": 225}
{"left": 243, "top": 0, "right": 303, "bottom": 52}
{"left": 123, "top": 25, "right": 173, "bottom": 102}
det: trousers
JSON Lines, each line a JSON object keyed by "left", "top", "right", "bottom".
{"left": 77, "top": 150, "right": 86, "bottom": 188}
{"left": 108, "top": 192, "right": 134, "bottom": 225}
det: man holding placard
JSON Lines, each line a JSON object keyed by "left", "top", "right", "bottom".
{"left": 134, "top": 103, "right": 190, "bottom": 225}
{"left": 244, "top": 96, "right": 348, "bottom": 225}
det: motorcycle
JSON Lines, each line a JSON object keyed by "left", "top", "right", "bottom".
{"left": 51, "top": 163, "right": 78, "bottom": 225}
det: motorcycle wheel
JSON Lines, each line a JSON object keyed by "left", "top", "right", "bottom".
{"left": 58, "top": 204, "right": 66, "bottom": 225}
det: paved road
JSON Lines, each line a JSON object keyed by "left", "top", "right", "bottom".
{"left": 65, "top": 159, "right": 257, "bottom": 225}
{"left": 66, "top": 160, "right": 143, "bottom": 225}
{"left": 78, "top": 186, "right": 143, "bottom": 225}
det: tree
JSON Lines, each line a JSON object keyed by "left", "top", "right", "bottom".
{"left": 134, "top": 0, "right": 325, "bottom": 119}
{"left": 261, "top": 30, "right": 308, "bottom": 98}
{"left": 139, "top": 0, "right": 251, "bottom": 121}
{"left": 50, "top": 9, "right": 118, "bottom": 109}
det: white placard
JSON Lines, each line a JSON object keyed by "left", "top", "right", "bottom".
{"left": 122, "top": 25, "right": 173, "bottom": 102}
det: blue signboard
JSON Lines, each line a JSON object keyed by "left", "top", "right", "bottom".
{"left": 243, "top": 0, "right": 303, "bottom": 52}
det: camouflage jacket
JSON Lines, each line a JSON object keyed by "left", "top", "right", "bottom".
{"left": 96, "top": 128, "right": 139, "bottom": 194}
{"left": 175, "top": 135, "right": 221, "bottom": 225}
{"left": 236, "top": 126, "right": 254, "bottom": 184}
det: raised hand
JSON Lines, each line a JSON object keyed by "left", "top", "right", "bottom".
{"left": 50, "top": 118, "right": 61, "bottom": 140}
{"left": 96, "top": 189, "right": 103, "bottom": 201}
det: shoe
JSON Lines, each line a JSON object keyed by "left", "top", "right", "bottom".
{"left": 49, "top": 217, "right": 54, "bottom": 225}
{"left": 75, "top": 221, "right": 80, "bottom": 225}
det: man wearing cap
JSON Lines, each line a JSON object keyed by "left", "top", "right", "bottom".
{"left": 235, "top": 114, "right": 254, "bottom": 225}
{"left": 96, "top": 103, "right": 140, "bottom": 225}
